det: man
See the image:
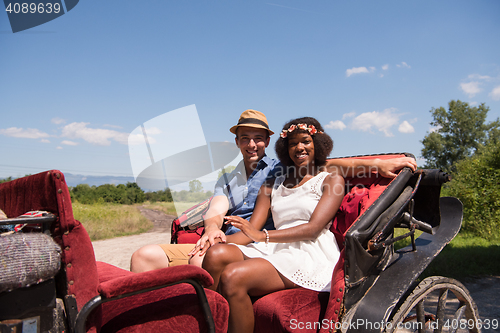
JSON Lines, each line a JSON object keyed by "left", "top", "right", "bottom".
{"left": 130, "top": 109, "right": 417, "bottom": 272}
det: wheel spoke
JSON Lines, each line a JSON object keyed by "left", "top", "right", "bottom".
{"left": 434, "top": 288, "right": 449, "bottom": 333}
{"left": 416, "top": 300, "right": 426, "bottom": 333}
{"left": 449, "top": 304, "right": 466, "bottom": 333}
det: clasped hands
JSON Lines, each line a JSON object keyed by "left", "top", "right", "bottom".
{"left": 188, "top": 216, "right": 263, "bottom": 257}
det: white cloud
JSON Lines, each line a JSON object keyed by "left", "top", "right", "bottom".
{"left": 350, "top": 108, "right": 401, "bottom": 137}
{"left": 429, "top": 125, "right": 442, "bottom": 133}
{"left": 56, "top": 146, "right": 63, "bottom": 150}
{"left": 346, "top": 67, "right": 371, "bottom": 77}
{"left": 41, "top": 139, "right": 50, "bottom": 143}
{"left": 127, "top": 127, "right": 162, "bottom": 146}
{"left": 342, "top": 112, "right": 356, "bottom": 119}
{"left": 460, "top": 73, "right": 500, "bottom": 99}
{"left": 61, "top": 140, "right": 78, "bottom": 146}
{"left": 398, "top": 121, "right": 415, "bottom": 134}
{"left": 346, "top": 62, "right": 413, "bottom": 78}
{"left": 325, "top": 120, "right": 346, "bottom": 130}
{"left": 468, "top": 74, "right": 492, "bottom": 81}
{"left": 61, "top": 122, "right": 131, "bottom": 146}
{"left": 0, "top": 127, "right": 50, "bottom": 139}
{"left": 128, "top": 133, "right": 147, "bottom": 146}
{"left": 145, "top": 127, "right": 162, "bottom": 135}
{"left": 51, "top": 117, "right": 66, "bottom": 125}
{"left": 460, "top": 81, "right": 482, "bottom": 97}
{"left": 489, "top": 85, "right": 500, "bottom": 101}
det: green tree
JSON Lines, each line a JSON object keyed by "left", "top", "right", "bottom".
{"left": 218, "top": 166, "right": 236, "bottom": 179}
{"left": 188, "top": 179, "right": 203, "bottom": 192}
{"left": 421, "top": 100, "right": 499, "bottom": 172}
{"left": 0, "top": 177, "right": 13, "bottom": 184}
{"left": 443, "top": 140, "right": 500, "bottom": 240}
{"left": 125, "top": 182, "right": 145, "bottom": 204}
{"left": 70, "top": 183, "right": 96, "bottom": 203}
{"left": 164, "top": 188, "right": 173, "bottom": 202}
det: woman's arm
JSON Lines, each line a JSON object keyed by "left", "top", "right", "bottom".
{"left": 325, "top": 156, "right": 417, "bottom": 178}
{"left": 227, "top": 174, "right": 345, "bottom": 243}
{"left": 223, "top": 181, "right": 273, "bottom": 243}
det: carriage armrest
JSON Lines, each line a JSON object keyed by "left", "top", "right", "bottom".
{"left": 74, "top": 264, "right": 217, "bottom": 333}
{"left": 98, "top": 264, "right": 214, "bottom": 298}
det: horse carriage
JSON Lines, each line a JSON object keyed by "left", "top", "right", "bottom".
{"left": 0, "top": 153, "right": 481, "bottom": 333}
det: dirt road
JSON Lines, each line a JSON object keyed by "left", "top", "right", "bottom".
{"left": 91, "top": 208, "right": 499, "bottom": 332}
{"left": 91, "top": 207, "right": 174, "bottom": 271}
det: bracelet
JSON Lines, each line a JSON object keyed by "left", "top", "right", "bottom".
{"left": 263, "top": 229, "right": 269, "bottom": 244}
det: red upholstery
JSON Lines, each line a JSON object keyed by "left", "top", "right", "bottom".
{"left": 177, "top": 229, "right": 204, "bottom": 244}
{"left": 0, "top": 171, "right": 229, "bottom": 333}
{"left": 99, "top": 283, "right": 229, "bottom": 332}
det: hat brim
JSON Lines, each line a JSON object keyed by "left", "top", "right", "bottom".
{"left": 230, "top": 124, "right": 274, "bottom": 135}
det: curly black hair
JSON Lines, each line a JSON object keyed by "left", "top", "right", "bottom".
{"left": 275, "top": 117, "right": 333, "bottom": 167}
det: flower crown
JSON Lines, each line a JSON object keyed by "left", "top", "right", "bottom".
{"left": 280, "top": 123, "right": 323, "bottom": 138}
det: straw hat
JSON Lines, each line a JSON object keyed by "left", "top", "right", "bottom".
{"left": 229, "top": 109, "right": 274, "bottom": 135}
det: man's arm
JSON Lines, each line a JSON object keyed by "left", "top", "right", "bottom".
{"left": 203, "top": 195, "right": 229, "bottom": 234}
{"left": 325, "top": 156, "right": 417, "bottom": 178}
{"left": 188, "top": 195, "right": 229, "bottom": 256}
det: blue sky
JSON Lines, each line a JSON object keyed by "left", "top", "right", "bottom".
{"left": 1, "top": 0, "right": 500, "bottom": 189}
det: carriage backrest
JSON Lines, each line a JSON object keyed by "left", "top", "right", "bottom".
{"left": 0, "top": 171, "right": 100, "bottom": 312}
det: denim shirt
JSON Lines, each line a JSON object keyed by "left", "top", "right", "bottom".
{"left": 213, "top": 155, "right": 283, "bottom": 235}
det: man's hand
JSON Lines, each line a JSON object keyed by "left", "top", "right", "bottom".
{"left": 376, "top": 157, "right": 417, "bottom": 178}
{"left": 188, "top": 229, "right": 227, "bottom": 256}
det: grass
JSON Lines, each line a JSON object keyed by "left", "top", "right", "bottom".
{"left": 422, "top": 234, "right": 500, "bottom": 280}
{"left": 394, "top": 228, "right": 500, "bottom": 280}
{"left": 73, "top": 202, "right": 153, "bottom": 241}
{"left": 141, "top": 201, "right": 199, "bottom": 217}
{"left": 72, "top": 201, "right": 199, "bottom": 241}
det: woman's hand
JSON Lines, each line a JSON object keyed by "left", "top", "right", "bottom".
{"left": 224, "top": 216, "right": 265, "bottom": 243}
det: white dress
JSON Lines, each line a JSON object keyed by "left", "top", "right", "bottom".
{"left": 236, "top": 171, "right": 340, "bottom": 292}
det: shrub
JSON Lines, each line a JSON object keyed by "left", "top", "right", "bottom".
{"left": 443, "top": 140, "right": 500, "bottom": 240}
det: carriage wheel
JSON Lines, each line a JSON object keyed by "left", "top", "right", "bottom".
{"left": 387, "top": 276, "right": 481, "bottom": 333}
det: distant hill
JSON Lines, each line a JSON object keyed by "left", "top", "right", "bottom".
{"left": 64, "top": 173, "right": 136, "bottom": 188}
{"left": 63, "top": 173, "right": 216, "bottom": 193}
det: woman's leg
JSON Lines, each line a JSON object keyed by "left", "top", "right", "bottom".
{"left": 202, "top": 243, "right": 245, "bottom": 291}
{"left": 219, "top": 258, "right": 297, "bottom": 333}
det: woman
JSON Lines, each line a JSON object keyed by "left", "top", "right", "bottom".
{"left": 202, "top": 117, "right": 345, "bottom": 333}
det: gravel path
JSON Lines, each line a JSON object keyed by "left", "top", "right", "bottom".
{"left": 91, "top": 207, "right": 173, "bottom": 271}
{"left": 91, "top": 208, "right": 499, "bottom": 331}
